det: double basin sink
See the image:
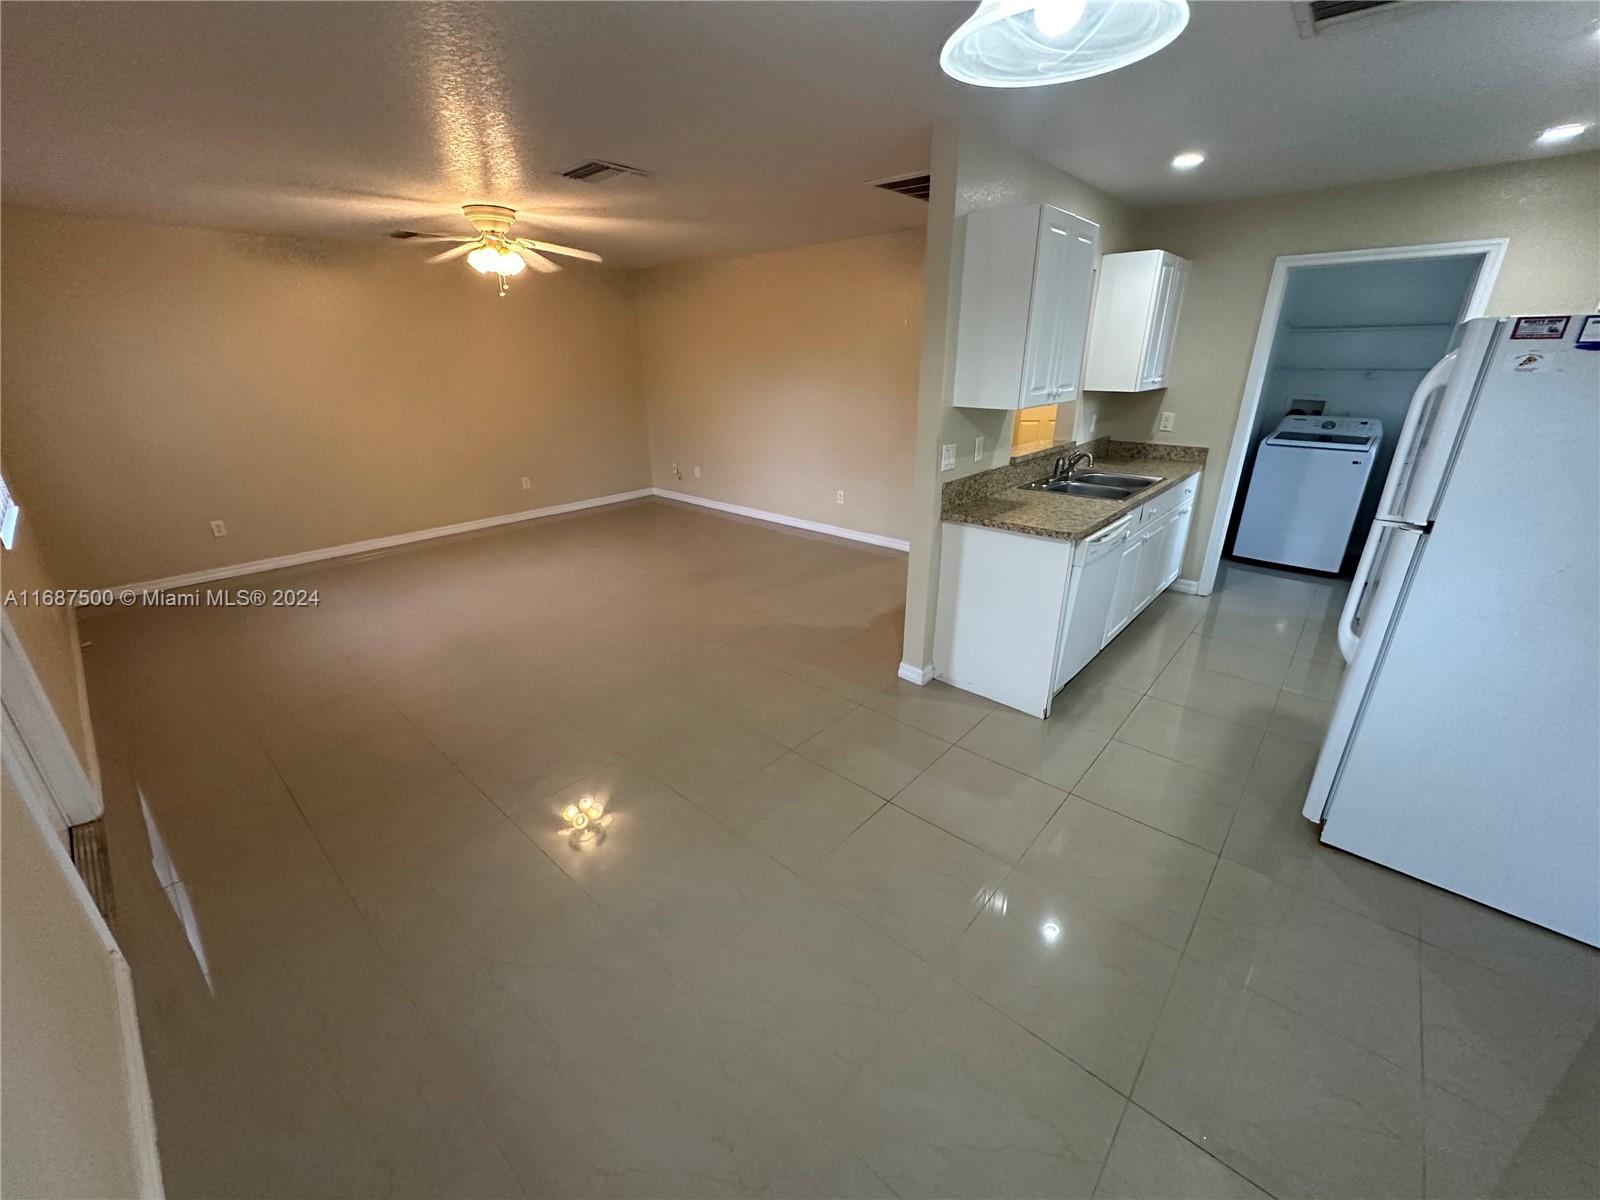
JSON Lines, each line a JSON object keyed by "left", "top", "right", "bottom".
{"left": 1023, "top": 471, "right": 1163, "bottom": 501}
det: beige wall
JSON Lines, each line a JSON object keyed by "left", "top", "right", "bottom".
{"left": 633, "top": 230, "right": 922, "bottom": 542}
{"left": 1, "top": 773, "right": 160, "bottom": 1198}
{"left": 903, "top": 122, "right": 1141, "bottom": 671}
{"left": 2, "top": 205, "right": 651, "bottom": 587}
{"left": 1119, "top": 152, "right": 1600, "bottom": 581}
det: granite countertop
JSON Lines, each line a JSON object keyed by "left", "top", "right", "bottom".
{"left": 942, "top": 455, "right": 1204, "bottom": 542}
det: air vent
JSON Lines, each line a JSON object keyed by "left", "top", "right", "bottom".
{"left": 69, "top": 819, "right": 115, "bottom": 923}
{"left": 1293, "top": 0, "right": 1413, "bottom": 37}
{"left": 867, "top": 172, "right": 931, "bottom": 202}
{"left": 557, "top": 159, "right": 649, "bottom": 183}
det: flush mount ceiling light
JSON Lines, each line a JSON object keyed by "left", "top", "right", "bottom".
{"left": 1536, "top": 122, "right": 1590, "bottom": 146}
{"left": 940, "top": 0, "right": 1190, "bottom": 88}
{"left": 1171, "top": 150, "right": 1206, "bottom": 169}
{"left": 390, "top": 205, "right": 602, "bottom": 296}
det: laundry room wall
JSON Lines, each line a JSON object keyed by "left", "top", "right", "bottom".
{"left": 1238, "top": 254, "right": 1483, "bottom": 551}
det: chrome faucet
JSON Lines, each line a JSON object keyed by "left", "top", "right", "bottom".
{"left": 1053, "top": 449, "right": 1094, "bottom": 482}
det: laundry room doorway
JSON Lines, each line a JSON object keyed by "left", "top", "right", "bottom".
{"left": 1199, "top": 239, "right": 1506, "bottom": 588}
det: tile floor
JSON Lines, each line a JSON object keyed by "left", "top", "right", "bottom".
{"left": 86, "top": 501, "right": 1599, "bottom": 1199}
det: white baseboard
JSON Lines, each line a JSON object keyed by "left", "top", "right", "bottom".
{"left": 897, "top": 661, "right": 935, "bottom": 686}
{"left": 105, "top": 486, "right": 908, "bottom": 601}
{"left": 1170, "top": 578, "right": 1203, "bottom": 595}
{"left": 111, "top": 488, "right": 656, "bottom": 596}
{"left": 652, "top": 489, "right": 910, "bottom": 552}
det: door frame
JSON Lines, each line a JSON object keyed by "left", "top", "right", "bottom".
{"left": 1196, "top": 237, "right": 1507, "bottom": 594}
{"left": 1, "top": 613, "right": 101, "bottom": 834}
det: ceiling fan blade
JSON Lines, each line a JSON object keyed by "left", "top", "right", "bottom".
{"left": 515, "top": 238, "right": 602, "bottom": 263}
{"left": 425, "top": 241, "right": 478, "bottom": 264}
{"left": 393, "top": 231, "right": 476, "bottom": 242}
{"left": 515, "top": 246, "right": 562, "bottom": 274}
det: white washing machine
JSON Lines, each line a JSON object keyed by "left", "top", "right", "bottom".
{"left": 1233, "top": 415, "right": 1383, "bottom": 572}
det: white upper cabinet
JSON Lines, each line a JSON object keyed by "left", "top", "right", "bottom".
{"left": 951, "top": 205, "right": 1100, "bottom": 410}
{"left": 1083, "top": 250, "right": 1190, "bottom": 392}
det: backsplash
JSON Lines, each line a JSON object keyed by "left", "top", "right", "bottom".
{"left": 1102, "top": 440, "right": 1208, "bottom": 463}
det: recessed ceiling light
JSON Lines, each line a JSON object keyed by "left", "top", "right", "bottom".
{"left": 1171, "top": 151, "right": 1206, "bottom": 170}
{"left": 1536, "top": 122, "right": 1590, "bottom": 145}
{"left": 940, "top": 0, "right": 1191, "bottom": 89}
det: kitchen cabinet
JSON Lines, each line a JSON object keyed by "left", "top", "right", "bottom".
{"left": 1083, "top": 250, "right": 1190, "bottom": 392}
{"left": 1111, "top": 483, "right": 1197, "bottom": 636}
{"left": 934, "top": 474, "right": 1199, "bottom": 717}
{"left": 951, "top": 204, "right": 1101, "bottom": 410}
{"left": 1104, "top": 524, "right": 1148, "bottom": 642}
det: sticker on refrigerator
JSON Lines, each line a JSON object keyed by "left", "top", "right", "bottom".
{"left": 1510, "top": 315, "right": 1570, "bottom": 340}
{"left": 1509, "top": 352, "right": 1549, "bottom": 373}
{"left": 1575, "top": 315, "right": 1600, "bottom": 350}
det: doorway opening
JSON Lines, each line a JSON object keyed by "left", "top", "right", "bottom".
{"left": 1198, "top": 239, "right": 1505, "bottom": 591}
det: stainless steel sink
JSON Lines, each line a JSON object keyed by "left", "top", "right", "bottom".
{"left": 1074, "top": 472, "right": 1162, "bottom": 490}
{"left": 1024, "top": 479, "right": 1134, "bottom": 500}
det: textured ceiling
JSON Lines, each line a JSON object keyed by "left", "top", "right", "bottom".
{"left": 2, "top": 1, "right": 1596, "bottom": 267}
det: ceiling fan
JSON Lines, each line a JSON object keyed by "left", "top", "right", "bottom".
{"left": 391, "top": 204, "right": 602, "bottom": 296}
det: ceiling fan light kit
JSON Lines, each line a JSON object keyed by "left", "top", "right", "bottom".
{"left": 398, "top": 204, "right": 602, "bottom": 297}
{"left": 940, "top": 0, "right": 1189, "bottom": 88}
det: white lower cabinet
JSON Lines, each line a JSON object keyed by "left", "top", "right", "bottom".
{"left": 1104, "top": 525, "right": 1148, "bottom": 643}
{"left": 934, "top": 475, "right": 1199, "bottom": 717}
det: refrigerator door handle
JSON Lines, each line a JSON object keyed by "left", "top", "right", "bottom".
{"left": 1377, "top": 350, "right": 1456, "bottom": 524}
{"left": 1338, "top": 522, "right": 1391, "bottom": 663}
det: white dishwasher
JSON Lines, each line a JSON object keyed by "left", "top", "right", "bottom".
{"left": 1233, "top": 415, "right": 1382, "bottom": 572}
{"left": 1053, "top": 515, "right": 1134, "bottom": 691}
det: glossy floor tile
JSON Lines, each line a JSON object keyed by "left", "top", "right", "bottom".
{"left": 837, "top": 978, "right": 1123, "bottom": 1199}
{"left": 1093, "top": 1103, "right": 1267, "bottom": 1200}
{"left": 892, "top": 746, "right": 1066, "bottom": 863}
{"left": 81, "top": 518, "right": 1597, "bottom": 1199}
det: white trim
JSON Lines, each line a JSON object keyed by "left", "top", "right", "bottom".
{"left": 1168, "top": 577, "right": 1202, "bottom": 595}
{"left": 1, "top": 615, "right": 101, "bottom": 830}
{"left": 1, "top": 728, "right": 164, "bottom": 1198}
{"left": 1198, "top": 237, "right": 1507, "bottom": 594}
{"left": 897, "top": 660, "right": 935, "bottom": 685}
{"left": 109, "top": 488, "right": 656, "bottom": 596}
{"left": 652, "top": 490, "right": 911, "bottom": 552}
{"left": 103, "top": 485, "right": 908, "bottom": 602}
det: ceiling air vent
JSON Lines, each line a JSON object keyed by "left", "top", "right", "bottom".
{"left": 867, "top": 172, "right": 931, "bottom": 202}
{"left": 1293, "top": 0, "right": 1416, "bottom": 38}
{"left": 557, "top": 159, "right": 649, "bottom": 183}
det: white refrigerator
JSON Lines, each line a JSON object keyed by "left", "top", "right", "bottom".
{"left": 1303, "top": 314, "right": 1600, "bottom": 947}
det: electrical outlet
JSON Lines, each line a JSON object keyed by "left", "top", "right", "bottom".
{"left": 835, "top": 490, "right": 845, "bottom": 505}
{"left": 520, "top": 476, "right": 532, "bottom": 490}
{"left": 974, "top": 436, "right": 986, "bottom": 461}
{"left": 209, "top": 519, "right": 227, "bottom": 538}
{"left": 940, "top": 443, "right": 957, "bottom": 471}
{"left": 671, "top": 462, "right": 683, "bottom": 480}
{"left": 1159, "top": 411, "right": 1176, "bottom": 432}
{"left": 693, "top": 465, "right": 702, "bottom": 479}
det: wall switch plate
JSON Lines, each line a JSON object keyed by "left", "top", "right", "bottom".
{"left": 520, "top": 476, "right": 531, "bottom": 490}
{"left": 974, "top": 436, "right": 986, "bottom": 461}
{"left": 835, "top": 490, "right": 845, "bottom": 504}
{"left": 209, "top": 519, "right": 227, "bottom": 538}
{"left": 1159, "top": 411, "right": 1176, "bottom": 432}
{"left": 940, "top": 443, "right": 957, "bottom": 471}
{"left": 693, "top": 465, "right": 702, "bottom": 478}
{"left": 1088, "top": 413, "right": 1098, "bottom": 434}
